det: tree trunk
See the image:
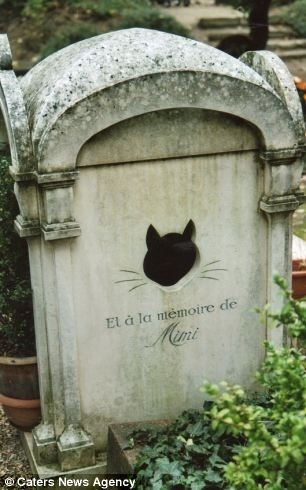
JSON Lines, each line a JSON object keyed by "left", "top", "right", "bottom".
{"left": 249, "top": 0, "right": 272, "bottom": 50}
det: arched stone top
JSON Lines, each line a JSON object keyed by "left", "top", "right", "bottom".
{"left": 0, "top": 34, "right": 34, "bottom": 176}
{"left": 0, "top": 34, "right": 12, "bottom": 70}
{"left": 240, "top": 50, "right": 305, "bottom": 144}
{"left": 19, "top": 28, "right": 303, "bottom": 172}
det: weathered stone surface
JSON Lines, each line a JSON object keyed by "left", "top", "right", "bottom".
{"left": 240, "top": 50, "right": 305, "bottom": 145}
{"left": 75, "top": 148, "right": 268, "bottom": 449}
{"left": 77, "top": 109, "right": 259, "bottom": 166}
{"left": 0, "top": 58, "right": 34, "bottom": 174}
{"left": 0, "top": 34, "right": 12, "bottom": 70}
{"left": 20, "top": 28, "right": 300, "bottom": 172}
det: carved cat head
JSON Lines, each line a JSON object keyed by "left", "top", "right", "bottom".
{"left": 143, "top": 220, "right": 197, "bottom": 287}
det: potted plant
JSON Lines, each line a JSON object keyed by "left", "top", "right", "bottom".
{"left": 0, "top": 148, "right": 40, "bottom": 430}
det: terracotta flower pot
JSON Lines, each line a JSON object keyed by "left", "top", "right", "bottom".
{"left": 292, "top": 259, "right": 306, "bottom": 299}
{"left": 0, "top": 356, "right": 41, "bottom": 431}
{"left": 0, "top": 392, "right": 41, "bottom": 431}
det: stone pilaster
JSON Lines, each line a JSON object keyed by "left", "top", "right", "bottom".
{"left": 259, "top": 147, "right": 305, "bottom": 346}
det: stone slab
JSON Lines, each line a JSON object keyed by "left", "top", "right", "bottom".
{"left": 74, "top": 148, "right": 268, "bottom": 450}
{"left": 107, "top": 421, "right": 170, "bottom": 475}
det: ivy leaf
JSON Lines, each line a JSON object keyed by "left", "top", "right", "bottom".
{"left": 187, "top": 420, "right": 206, "bottom": 436}
{"left": 191, "top": 481, "right": 206, "bottom": 490}
{"left": 188, "top": 443, "right": 209, "bottom": 455}
{"left": 150, "top": 479, "right": 164, "bottom": 490}
{"left": 154, "top": 457, "right": 182, "bottom": 478}
{"left": 209, "top": 453, "right": 226, "bottom": 467}
{"left": 205, "top": 467, "right": 223, "bottom": 483}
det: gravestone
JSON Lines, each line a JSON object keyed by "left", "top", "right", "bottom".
{"left": 0, "top": 29, "right": 305, "bottom": 474}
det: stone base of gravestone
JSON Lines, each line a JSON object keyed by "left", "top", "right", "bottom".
{"left": 21, "top": 432, "right": 107, "bottom": 478}
{"left": 107, "top": 420, "right": 170, "bottom": 475}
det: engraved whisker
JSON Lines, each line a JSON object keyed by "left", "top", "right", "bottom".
{"left": 115, "top": 278, "right": 144, "bottom": 284}
{"left": 198, "top": 276, "right": 220, "bottom": 281}
{"left": 201, "top": 260, "right": 222, "bottom": 268}
{"left": 119, "top": 269, "right": 142, "bottom": 275}
{"left": 129, "top": 282, "right": 148, "bottom": 292}
{"left": 201, "top": 268, "right": 227, "bottom": 273}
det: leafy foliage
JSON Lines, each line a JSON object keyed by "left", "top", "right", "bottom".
{"left": 37, "top": 0, "right": 189, "bottom": 58}
{"left": 117, "top": 6, "right": 190, "bottom": 38}
{"left": 0, "top": 152, "right": 35, "bottom": 356}
{"left": 284, "top": 0, "right": 306, "bottom": 38}
{"left": 69, "top": 0, "right": 152, "bottom": 19}
{"left": 2, "top": 0, "right": 153, "bottom": 18}
{"left": 131, "top": 408, "right": 242, "bottom": 489}
{"left": 204, "top": 276, "right": 306, "bottom": 489}
{"left": 40, "top": 23, "right": 102, "bottom": 59}
{"left": 22, "top": 0, "right": 46, "bottom": 17}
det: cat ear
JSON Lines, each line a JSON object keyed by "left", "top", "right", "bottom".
{"left": 146, "top": 225, "right": 161, "bottom": 249}
{"left": 183, "top": 220, "right": 195, "bottom": 240}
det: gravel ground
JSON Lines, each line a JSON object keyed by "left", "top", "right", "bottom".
{"left": 0, "top": 406, "right": 33, "bottom": 489}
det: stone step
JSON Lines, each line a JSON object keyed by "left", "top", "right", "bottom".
{"left": 168, "top": 3, "right": 244, "bottom": 29}
{"left": 196, "top": 15, "right": 305, "bottom": 59}
{"left": 169, "top": 3, "right": 306, "bottom": 66}
{"left": 268, "top": 38, "right": 306, "bottom": 51}
{"left": 198, "top": 16, "right": 247, "bottom": 29}
{"left": 198, "top": 14, "right": 286, "bottom": 29}
{"left": 276, "top": 48, "right": 306, "bottom": 59}
{"left": 203, "top": 25, "right": 294, "bottom": 42}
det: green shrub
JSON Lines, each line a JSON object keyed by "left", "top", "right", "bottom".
{"left": 117, "top": 6, "right": 190, "bottom": 38}
{"left": 0, "top": 151, "right": 35, "bottom": 357}
{"left": 204, "top": 276, "right": 306, "bottom": 489}
{"left": 284, "top": 0, "right": 306, "bottom": 37}
{"left": 68, "top": 0, "right": 152, "bottom": 19}
{"left": 40, "top": 23, "right": 102, "bottom": 59}
{"left": 0, "top": 0, "right": 47, "bottom": 18}
{"left": 3, "top": 0, "right": 151, "bottom": 19}
{"left": 40, "top": 3, "right": 190, "bottom": 60}
{"left": 22, "top": 0, "right": 46, "bottom": 18}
